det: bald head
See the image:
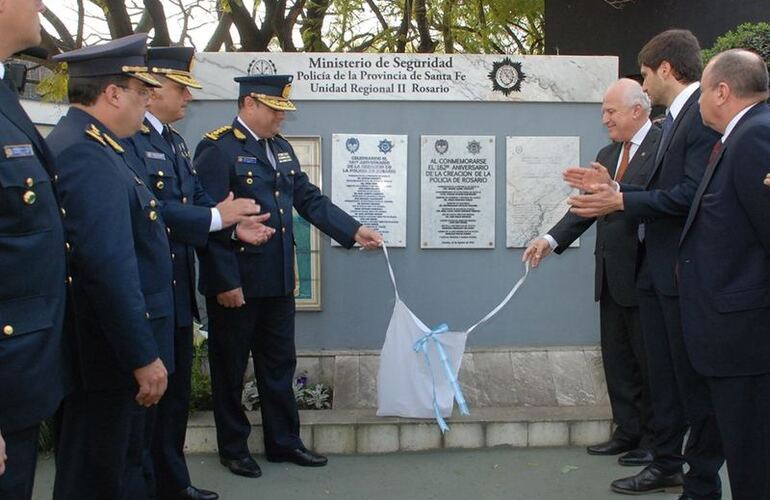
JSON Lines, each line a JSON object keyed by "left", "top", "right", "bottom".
{"left": 601, "top": 78, "right": 651, "bottom": 142}
{"left": 699, "top": 49, "right": 769, "bottom": 133}
{"left": 704, "top": 49, "right": 769, "bottom": 100}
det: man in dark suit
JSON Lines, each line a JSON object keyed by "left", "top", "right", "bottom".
{"left": 0, "top": 1, "right": 71, "bottom": 498}
{"left": 46, "top": 34, "right": 174, "bottom": 500}
{"left": 567, "top": 30, "right": 724, "bottom": 499}
{"left": 194, "top": 75, "right": 382, "bottom": 478}
{"left": 524, "top": 78, "right": 659, "bottom": 467}
{"left": 122, "top": 46, "right": 272, "bottom": 500}
{"left": 680, "top": 49, "right": 770, "bottom": 500}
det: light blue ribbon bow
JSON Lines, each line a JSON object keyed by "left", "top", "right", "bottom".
{"left": 413, "top": 323, "right": 470, "bottom": 433}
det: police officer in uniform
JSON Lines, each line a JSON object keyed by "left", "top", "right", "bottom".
{"left": 46, "top": 34, "right": 174, "bottom": 500}
{"left": 123, "top": 46, "right": 272, "bottom": 500}
{"left": 195, "top": 75, "right": 382, "bottom": 477}
{"left": 0, "top": 0, "right": 70, "bottom": 498}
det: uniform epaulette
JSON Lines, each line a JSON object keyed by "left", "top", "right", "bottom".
{"left": 140, "top": 123, "right": 151, "bottom": 134}
{"left": 102, "top": 133, "right": 125, "bottom": 154}
{"left": 205, "top": 125, "right": 233, "bottom": 141}
{"left": 85, "top": 124, "right": 106, "bottom": 146}
{"left": 233, "top": 128, "right": 247, "bottom": 141}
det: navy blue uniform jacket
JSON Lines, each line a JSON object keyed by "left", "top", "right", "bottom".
{"left": 0, "top": 81, "right": 70, "bottom": 433}
{"left": 679, "top": 103, "right": 770, "bottom": 377}
{"left": 194, "top": 121, "right": 361, "bottom": 298}
{"left": 622, "top": 90, "right": 721, "bottom": 295}
{"left": 47, "top": 108, "right": 174, "bottom": 391}
{"left": 124, "top": 119, "right": 215, "bottom": 327}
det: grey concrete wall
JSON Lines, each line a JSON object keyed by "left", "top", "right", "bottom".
{"left": 179, "top": 100, "right": 607, "bottom": 350}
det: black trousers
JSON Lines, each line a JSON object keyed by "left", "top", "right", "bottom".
{"left": 708, "top": 372, "right": 770, "bottom": 500}
{"left": 54, "top": 388, "right": 148, "bottom": 500}
{"left": 0, "top": 424, "right": 39, "bottom": 500}
{"left": 207, "top": 295, "right": 301, "bottom": 459}
{"left": 145, "top": 325, "right": 194, "bottom": 499}
{"left": 636, "top": 260, "right": 723, "bottom": 498}
{"left": 599, "top": 276, "right": 653, "bottom": 448}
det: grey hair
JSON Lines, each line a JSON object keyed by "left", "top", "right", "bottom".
{"left": 624, "top": 83, "right": 652, "bottom": 114}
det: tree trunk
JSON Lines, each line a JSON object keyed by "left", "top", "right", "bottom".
{"left": 301, "top": 0, "right": 330, "bottom": 52}
{"left": 396, "top": 0, "right": 413, "bottom": 53}
{"left": 100, "top": 0, "right": 133, "bottom": 38}
{"left": 144, "top": 0, "right": 171, "bottom": 46}
{"left": 414, "top": 0, "right": 435, "bottom": 53}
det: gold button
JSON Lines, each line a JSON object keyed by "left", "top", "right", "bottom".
{"left": 26, "top": 177, "right": 34, "bottom": 187}
{"left": 22, "top": 190, "right": 37, "bottom": 205}
{"left": 60, "top": 208, "right": 66, "bottom": 217}
{"left": 274, "top": 191, "right": 280, "bottom": 197}
{"left": 171, "top": 252, "right": 175, "bottom": 260}
{"left": 276, "top": 172, "right": 281, "bottom": 178}
{"left": 182, "top": 197, "right": 188, "bottom": 204}
{"left": 290, "top": 170, "right": 295, "bottom": 175}
{"left": 156, "top": 180, "right": 165, "bottom": 190}
{"left": 145, "top": 312, "right": 150, "bottom": 319}
{"left": 149, "top": 210, "right": 158, "bottom": 221}
{"left": 282, "top": 227, "right": 286, "bottom": 233}
{"left": 54, "top": 174, "right": 59, "bottom": 182}
{"left": 247, "top": 171, "right": 253, "bottom": 176}
{"left": 239, "top": 246, "right": 245, "bottom": 252}
{"left": 3, "top": 325, "right": 13, "bottom": 336}
{"left": 166, "top": 227, "right": 171, "bottom": 234}
{"left": 65, "top": 242, "right": 71, "bottom": 251}
{"left": 279, "top": 208, "right": 284, "bottom": 215}
{"left": 149, "top": 199, "right": 157, "bottom": 207}
{"left": 246, "top": 178, "right": 254, "bottom": 185}
{"left": 173, "top": 279, "right": 177, "bottom": 285}
{"left": 157, "top": 171, "right": 165, "bottom": 176}
{"left": 193, "top": 169, "right": 197, "bottom": 175}
{"left": 67, "top": 276, "right": 72, "bottom": 285}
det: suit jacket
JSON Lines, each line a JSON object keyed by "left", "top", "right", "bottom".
{"left": 47, "top": 108, "right": 174, "bottom": 391}
{"left": 550, "top": 126, "right": 661, "bottom": 306}
{"left": 622, "top": 89, "right": 721, "bottom": 296}
{"left": 194, "top": 120, "right": 361, "bottom": 298}
{"left": 678, "top": 103, "right": 770, "bottom": 377}
{"left": 0, "top": 81, "right": 71, "bottom": 432}
{"left": 124, "top": 119, "right": 215, "bottom": 328}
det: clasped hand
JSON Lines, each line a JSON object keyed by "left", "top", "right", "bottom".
{"left": 563, "top": 162, "right": 624, "bottom": 217}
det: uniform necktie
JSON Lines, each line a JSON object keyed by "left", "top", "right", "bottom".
{"left": 615, "top": 141, "right": 632, "bottom": 182}
{"left": 708, "top": 139, "right": 723, "bottom": 166}
{"left": 162, "top": 125, "right": 175, "bottom": 153}
{"left": 263, "top": 138, "right": 277, "bottom": 169}
{"left": 655, "top": 111, "right": 674, "bottom": 164}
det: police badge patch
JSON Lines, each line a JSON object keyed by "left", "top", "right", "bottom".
{"left": 434, "top": 139, "right": 449, "bottom": 155}
{"left": 488, "top": 57, "right": 526, "bottom": 96}
{"left": 247, "top": 58, "right": 277, "bottom": 75}
{"left": 378, "top": 139, "right": 394, "bottom": 154}
{"left": 345, "top": 137, "right": 360, "bottom": 154}
{"left": 467, "top": 140, "right": 481, "bottom": 155}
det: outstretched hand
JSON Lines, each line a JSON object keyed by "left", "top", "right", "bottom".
{"left": 354, "top": 225, "right": 384, "bottom": 250}
{"left": 235, "top": 213, "right": 275, "bottom": 246}
{"left": 522, "top": 238, "right": 552, "bottom": 268}
{"left": 568, "top": 183, "right": 624, "bottom": 218}
{"left": 563, "top": 162, "right": 612, "bottom": 192}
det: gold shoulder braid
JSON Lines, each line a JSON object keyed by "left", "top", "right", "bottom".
{"left": 102, "top": 133, "right": 125, "bottom": 154}
{"left": 85, "top": 124, "right": 106, "bottom": 146}
{"left": 233, "top": 128, "right": 247, "bottom": 141}
{"left": 205, "top": 125, "right": 233, "bottom": 141}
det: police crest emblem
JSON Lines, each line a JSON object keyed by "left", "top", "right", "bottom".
{"left": 247, "top": 58, "right": 277, "bottom": 75}
{"left": 467, "top": 140, "right": 481, "bottom": 155}
{"left": 345, "top": 137, "right": 360, "bottom": 153}
{"left": 434, "top": 139, "right": 449, "bottom": 155}
{"left": 488, "top": 57, "right": 526, "bottom": 96}
{"left": 378, "top": 139, "right": 394, "bottom": 154}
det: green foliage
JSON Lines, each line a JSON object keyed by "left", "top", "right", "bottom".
{"left": 36, "top": 64, "right": 69, "bottom": 103}
{"left": 703, "top": 22, "right": 770, "bottom": 71}
{"left": 190, "top": 343, "right": 213, "bottom": 412}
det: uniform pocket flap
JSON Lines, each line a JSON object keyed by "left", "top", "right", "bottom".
{"left": 0, "top": 295, "right": 53, "bottom": 338}
{"left": 0, "top": 158, "right": 50, "bottom": 188}
{"left": 144, "top": 290, "right": 172, "bottom": 320}
{"left": 144, "top": 157, "right": 177, "bottom": 178}
{"left": 715, "top": 287, "right": 770, "bottom": 313}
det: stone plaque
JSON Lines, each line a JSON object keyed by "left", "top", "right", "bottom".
{"left": 421, "top": 135, "right": 495, "bottom": 248}
{"left": 332, "top": 134, "right": 407, "bottom": 247}
{"left": 506, "top": 137, "right": 580, "bottom": 248}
